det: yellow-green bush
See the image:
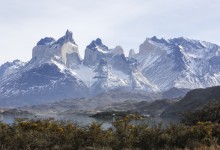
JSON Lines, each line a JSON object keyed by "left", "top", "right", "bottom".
{"left": 0, "top": 116, "right": 220, "bottom": 150}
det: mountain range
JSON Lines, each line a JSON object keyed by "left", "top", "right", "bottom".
{"left": 0, "top": 30, "right": 220, "bottom": 107}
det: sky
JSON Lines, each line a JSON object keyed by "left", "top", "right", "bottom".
{"left": 0, "top": 0, "right": 220, "bottom": 65}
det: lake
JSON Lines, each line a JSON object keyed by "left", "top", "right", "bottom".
{"left": 0, "top": 114, "right": 180, "bottom": 129}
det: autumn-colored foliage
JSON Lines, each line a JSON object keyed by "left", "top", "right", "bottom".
{"left": 0, "top": 115, "right": 220, "bottom": 150}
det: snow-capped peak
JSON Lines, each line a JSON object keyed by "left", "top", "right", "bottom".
{"left": 87, "top": 38, "right": 108, "bottom": 51}
{"left": 0, "top": 60, "right": 26, "bottom": 80}
{"left": 83, "top": 38, "right": 111, "bottom": 66}
{"left": 32, "top": 30, "right": 81, "bottom": 67}
{"left": 55, "top": 30, "right": 76, "bottom": 45}
{"left": 134, "top": 36, "right": 220, "bottom": 91}
{"left": 2, "top": 32, "right": 220, "bottom": 107}
{"left": 139, "top": 37, "right": 166, "bottom": 54}
{"left": 37, "top": 37, "right": 55, "bottom": 46}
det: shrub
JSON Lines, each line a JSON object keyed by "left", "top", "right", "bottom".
{"left": 0, "top": 115, "right": 219, "bottom": 149}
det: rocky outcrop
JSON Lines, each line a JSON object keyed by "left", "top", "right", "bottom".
{"left": 32, "top": 30, "right": 81, "bottom": 67}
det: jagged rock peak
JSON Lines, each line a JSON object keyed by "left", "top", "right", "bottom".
{"left": 129, "top": 49, "right": 135, "bottom": 57}
{"left": 169, "top": 37, "right": 207, "bottom": 49}
{"left": 87, "top": 38, "right": 108, "bottom": 51}
{"left": 148, "top": 36, "right": 168, "bottom": 44}
{"left": 37, "top": 37, "right": 55, "bottom": 46}
{"left": 139, "top": 38, "right": 159, "bottom": 54}
{"left": 55, "top": 30, "right": 76, "bottom": 45}
{"left": 111, "top": 46, "right": 124, "bottom": 55}
{"left": 0, "top": 59, "right": 23, "bottom": 68}
{"left": 32, "top": 30, "right": 81, "bottom": 67}
{"left": 83, "top": 38, "right": 110, "bottom": 66}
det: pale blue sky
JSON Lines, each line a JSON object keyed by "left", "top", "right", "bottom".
{"left": 0, "top": 0, "right": 220, "bottom": 64}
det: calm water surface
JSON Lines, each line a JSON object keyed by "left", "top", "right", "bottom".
{"left": 0, "top": 114, "right": 180, "bottom": 128}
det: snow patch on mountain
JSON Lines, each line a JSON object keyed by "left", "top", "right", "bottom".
{"left": 1, "top": 31, "right": 220, "bottom": 107}
{"left": 83, "top": 38, "right": 111, "bottom": 66}
{"left": 131, "top": 69, "right": 159, "bottom": 91}
{"left": 0, "top": 60, "right": 25, "bottom": 80}
{"left": 134, "top": 36, "right": 220, "bottom": 90}
{"left": 72, "top": 65, "right": 96, "bottom": 87}
{"left": 91, "top": 59, "right": 129, "bottom": 95}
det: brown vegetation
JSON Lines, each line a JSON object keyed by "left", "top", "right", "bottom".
{"left": 0, "top": 114, "right": 220, "bottom": 150}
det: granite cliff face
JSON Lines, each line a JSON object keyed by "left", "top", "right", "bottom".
{"left": 0, "top": 31, "right": 157, "bottom": 107}
{"left": 32, "top": 30, "right": 82, "bottom": 68}
{"left": 1, "top": 31, "right": 220, "bottom": 107}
